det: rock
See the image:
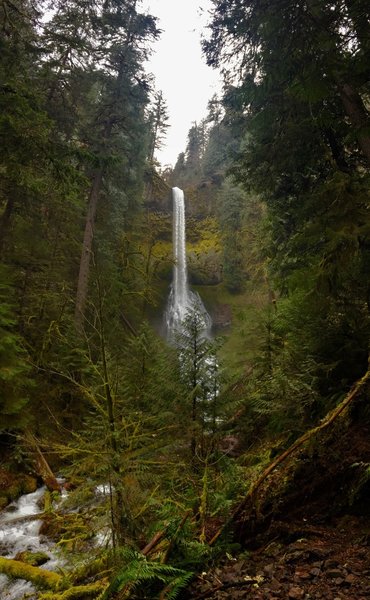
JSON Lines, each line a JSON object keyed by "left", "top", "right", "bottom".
{"left": 307, "top": 547, "right": 330, "bottom": 560}
{"left": 211, "top": 303, "right": 232, "bottom": 328}
{"left": 22, "top": 475, "right": 38, "bottom": 495}
{"left": 219, "top": 435, "right": 241, "bottom": 457}
{"left": 324, "top": 558, "right": 339, "bottom": 569}
{"left": 326, "top": 568, "right": 344, "bottom": 578}
{"left": 285, "top": 550, "right": 306, "bottom": 563}
{"left": 288, "top": 585, "right": 305, "bottom": 599}
{"left": 263, "top": 563, "right": 275, "bottom": 577}
{"left": 344, "top": 574, "right": 357, "bottom": 585}
{"left": 294, "top": 568, "right": 312, "bottom": 580}
{"left": 269, "top": 577, "right": 282, "bottom": 592}
{"left": 0, "top": 470, "right": 37, "bottom": 505}
{"left": 14, "top": 551, "right": 49, "bottom": 566}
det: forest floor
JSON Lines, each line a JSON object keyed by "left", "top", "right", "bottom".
{"left": 189, "top": 417, "right": 370, "bottom": 600}
{"left": 189, "top": 515, "right": 370, "bottom": 599}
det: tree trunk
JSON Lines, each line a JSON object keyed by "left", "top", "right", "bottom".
{"left": 74, "top": 168, "right": 103, "bottom": 332}
{"left": 24, "top": 431, "right": 61, "bottom": 492}
{"left": 323, "top": 127, "right": 351, "bottom": 173}
{"left": 338, "top": 82, "right": 370, "bottom": 166}
{"left": 0, "top": 195, "right": 14, "bottom": 256}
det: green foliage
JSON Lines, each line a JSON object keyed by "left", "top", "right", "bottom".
{"left": 217, "top": 179, "right": 264, "bottom": 293}
{"left": 176, "top": 308, "right": 218, "bottom": 411}
{"left": 100, "top": 549, "right": 193, "bottom": 600}
{"left": 203, "top": 0, "right": 370, "bottom": 431}
{"left": 348, "top": 462, "right": 370, "bottom": 507}
{"left": 2, "top": 1, "right": 370, "bottom": 594}
{"left": 0, "top": 0, "right": 166, "bottom": 437}
{"left": 147, "top": 91, "right": 170, "bottom": 163}
{"left": 0, "top": 269, "right": 31, "bottom": 430}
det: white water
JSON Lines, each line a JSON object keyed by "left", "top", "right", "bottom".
{"left": 165, "top": 187, "right": 211, "bottom": 338}
{"left": 0, "top": 487, "right": 62, "bottom": 599}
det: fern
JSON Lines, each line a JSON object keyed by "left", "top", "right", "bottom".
{"left": 99, "top": 549, "right": 193, "bottom": 600}
{"left": 348, "top": 462, "right": 370, "bottom": 506}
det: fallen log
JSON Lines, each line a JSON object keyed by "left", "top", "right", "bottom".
{"left": 161, "top": 510, "right": 191, "bottom": 564}
{"left": 141, "top": 530, "right": 165, "bottom": 556}
{"left": 40, "top": 581, "right": 106, "bottom": 599}
{"left": 23, "top": 431, "right": 61, "bottom": 492}
{"left": 1, "top": 512, "right": 47, "bottom": 526}
{"left": 0, "top": 557, "right": 107, "bottom": 598}
{"left": 209, "top": 362, "right": 370, "bottom": 546}
{"left": 0, "top": 556, "right": 62, "bottom": 590}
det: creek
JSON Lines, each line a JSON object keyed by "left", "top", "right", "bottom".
{"left": 0, "top": 485, "right": 65, "bottom": 599}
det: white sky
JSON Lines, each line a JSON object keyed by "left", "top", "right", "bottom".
{"left": 143, "top": 0, "right": 220, "bottom": 168}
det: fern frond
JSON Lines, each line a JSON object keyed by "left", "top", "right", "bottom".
{"left": 100, "top": 551, "right": 193, "bottom": 600}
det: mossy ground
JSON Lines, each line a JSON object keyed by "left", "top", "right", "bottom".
{"left": 194, "top": 279, "right": 269, "bottom": 378}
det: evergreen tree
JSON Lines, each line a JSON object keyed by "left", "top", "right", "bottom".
{"left": 184, "top": 121, "right": 206, "bottom": 183}
{"left": 217, "top": 180, "right": 248, "bottom": 293}
{"left": 176, "top": 306, "right": 219, "bottom": 465}
{"left": 0, "top": 269, "right": 31, "bottom": 431}
{"left": 171, "top": 152, "right": 187, "bottom": 186}
{"left": 147, "top": 90, "right": 170, "bottom": 163}
{"left": 74, "top": 0, "right": 159, "bottom": 330}
{"left": 204, "top": 0, "right": 370, "bottom": 410}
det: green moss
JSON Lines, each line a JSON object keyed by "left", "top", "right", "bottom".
{"left": 4, "top": 482, "right": 22, "bottom": 501}
{"left": 0, "top": 469, "right": 37, "bottom": 504}
{"left": 151, "top": 215, "right": 222, "bottom": 285}
{"left": 40, "top": 512, "right": 93, "bottom": 552}
{"left": 0, "top": 556, "right": 62, "bottom": 590}
{"left": 22, "top": 475, "right": 38, "bottom": 494}
{"left": 192, "top": 280, "right": 268, "bottom": 378}
{"left": 43, "top": 490, "right": 52, "bottom": 512}
{"left": 40, "top": 581, "right": 106, "bottom": 599}
{"left": 15, "top": 551, "right": 49, "bottom": 566}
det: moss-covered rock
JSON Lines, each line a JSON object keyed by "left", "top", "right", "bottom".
{"left": 22, "top": 474, "right": 38, "bottom": 494}
{"left": 15, "top": 551, "right": 49, "bottom": 566}
{"left": 0, "top": 468, "right": 37, "bottom": 506}
{"left": 0, "top": 495, "right": 8, "bottom": 510}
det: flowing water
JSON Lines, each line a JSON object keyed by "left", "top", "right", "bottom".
{"left": 165, "top": 187, "right": 211, "bottom": 338}
{"left": 165, "top": 187, "right": 220, "bottom": 428}
{"left": 0, "top": 486, "right": 64, "bottom": 599}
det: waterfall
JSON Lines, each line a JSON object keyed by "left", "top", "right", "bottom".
{"left": 165, "top": 187, "right": 211, "bottom": 339}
